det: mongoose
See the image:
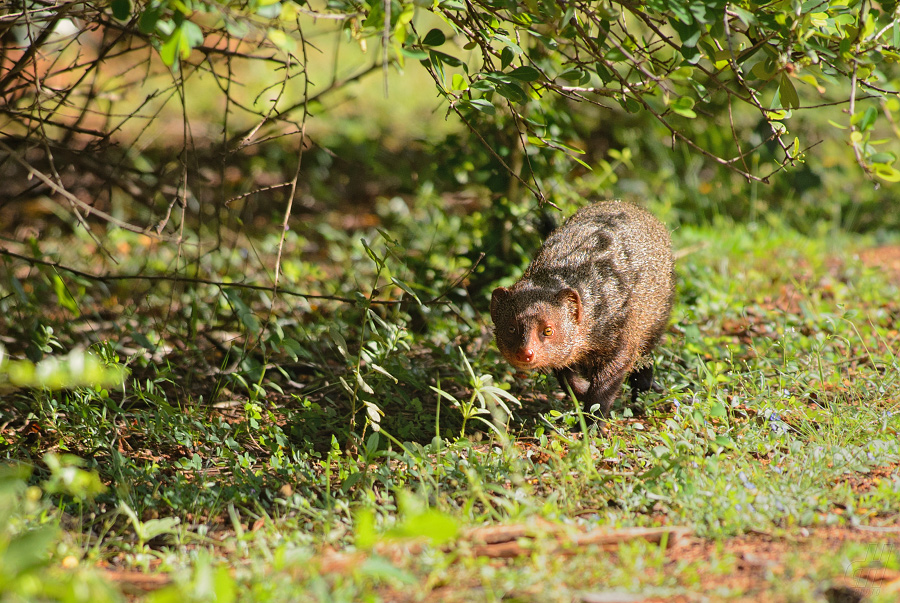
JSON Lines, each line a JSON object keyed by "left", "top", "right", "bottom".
{"left": 491, "top": 200, "right": 674, "bottom": 416}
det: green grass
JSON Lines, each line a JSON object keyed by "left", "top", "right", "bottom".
{"left": 1, "top": 203, "right": 899, "bottom": 601}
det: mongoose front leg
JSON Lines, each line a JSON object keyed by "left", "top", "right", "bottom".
{"left": 586, "top": 372, "right": 629, "bottom": 417}
{"left": 554, "top": 367, "right": 590, "bottom": 400}
{"left": 628, "top": 362, "right": 655, "bottom": 403}
{"left": 586, "top": 345, "right": 641, "bottom": 416}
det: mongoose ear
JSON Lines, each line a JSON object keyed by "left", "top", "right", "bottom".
{"left": 557, "top": 287, "right": 582, "bottom": 323}
{"left": 490, "top": 287, "right": 510, "bottom": 322}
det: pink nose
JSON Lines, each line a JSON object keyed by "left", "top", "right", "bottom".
{"left": 516, "top": 349, "right": 535, "bottom": 364}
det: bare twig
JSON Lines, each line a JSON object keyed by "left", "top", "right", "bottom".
{"left": 0, "top": 248, "right": 463, "bottom": 307}
{"left": 273, "top": 30, "right": 310, "bottom": 291}
{"left": 0, "top": 139, "right": 183, "bottom": 241}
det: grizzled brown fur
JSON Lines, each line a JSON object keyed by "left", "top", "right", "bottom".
{"left": 490, "top": 201, "right": 674, "bottom": 416}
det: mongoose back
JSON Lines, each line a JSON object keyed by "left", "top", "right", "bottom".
{"left": 490, "top": 200, "right": 674, "bottom": 416}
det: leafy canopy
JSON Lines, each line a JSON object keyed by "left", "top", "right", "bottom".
{"left": 126, "top": 0, "right": 900, "bottom": 184}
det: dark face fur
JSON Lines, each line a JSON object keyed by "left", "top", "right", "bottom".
{"left": 490, "top": 286, "right": 582, "bottom": 370}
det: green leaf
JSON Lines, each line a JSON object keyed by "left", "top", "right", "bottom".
{"left": 469, "top": 79, "right": 494, "bottom": 92}
{"left": 667, "top": 0, "right": 693, "bottom": 24}
{"left": 570, "top": 155, "right": 592, "bottom": 170}
{"left": 558, "top": 68, "right": 585, "bottom": 82}
{"left": 430, "top": 50, "right": 462, "bottom": 67}
{"left": 874, "top": 164, "right": 900, "bottom": 182}
{"left": 160, "top": 27, "right": 181, "bottom": 65}
{"left": 139, "top": 517, "right": 180, "bottom": 541}
{"left": 111, "top": 0, "right": 131, "bottom": 20}
{"left": 2, "top": 526, "right": 57, "bottom": 579}
{"left": 750, "top": 59, "right": 776, "bottom": 80}
{"left": 52, "top": 274, "right": 80, "bottom": 316}
{"left": 681, "top": 45, "right": 702, "bottom": 64}
{"left": 267, "top": 28, "right": 294, "bottom": 52}
{"left": 858, "top": 106, "right": 877, "bottom": 131}
{"left": 492, "top": 34, "right": 523, "bottom": 55}
{"left": 794, "top": 73, "right": 823, "bottom": 93}
{"left": 429, "top": 386, "right": 459, "bottom": 404}
{"left": 330, "top": 327, "right": 349, "bottom": 358}
{"left": 730, "top": 5, "right": 757, "bottom": 26}
{"left": 213, "top": 566, "right": 237, "bottom": 603}
{"left": 595, "top": 62, "right": 614, "bottom": 83}
{"left": 389, "top": 509, "right": 459, "bottom": 545}
{"left": 714, "top": 435, "right": 734, "bottom": 448}
{"left": 623, "top": 97, "right": 641, "bottom": 113}
{"left": 365, "top": 431, "right": 381, "bottom": 458}
{"left": 224, "top": 290, "right": 259, "bottom": 332}
{"left": 605, "top": 47, "right": 627, "bottom": 62}
{"left": 545, "top": 138, "right": 585, "bottom": 155}
{"left": 500, "top": 46, "right": 515, "bottom": 70}
{"left": 356, "top": 371, "right": 374, "bottom": 395}
{"left": 507, "top": 65, "right": 541, "bottom": 82}
{"left": 355, "top": 509, "right": 377, "bottom": 549}
{"left": 360, "top": 238, "right": 384, "bottom": 269}
{"left": 710, "top": 402, "right": 727, "bottom": 418}
{"left": 365, "top": 402, "right": 381, "bottom": 423}
{"left": 711, "top": 49, "right": 731, "bottom": 69}
{"left": 225, "top": 19, "right": 249, "bottom": 38}
{"left": 869, "top": 152, "right": 896, "bottom": 164}
{"left": 688, "top": 1, "right": 714, "bottom": 24}
{"left": 370, "top": 363, "right": 398, "bottom": 383}
{"left": 463, "top": 99, "right": 495, "bottom": 114}
{"left": 779, "top": 74, "right": 800, "bottom": 109}
{"left": 274, "top": 336, "right": 299, "bottom": 359}
{"left": 671, "top": 18, "right": 701, "bottom": 48}
{"left": 528, "top": 31, "right": 558, "bottom": 51}
{"left": 138, "top": 4, "right": 164, "bottom": 34}
{"left": 390, "top": 276, "right": 422, "bottom": 304}
{"left": 341, "top": 471, "right": 363, "bottom": 494}
{"left": 400, "top": 47, "right": 428, "bottom": 60}
{"left": 494, "top": 81, "right": 528, "bottom": 104}
{"left": 670, "top": 95, "right": 697, "bottom": 118}
{"left": 422, "top": 28, "right": 446, "bottom": 46}
{"left": 861, "top": 12, "right": 875, "bottom": 39}
{"left": 182, "top": 20, "right": 203, "bottom": 49}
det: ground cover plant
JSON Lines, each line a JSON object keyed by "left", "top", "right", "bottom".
{"left": 2, "top": 197, "right": 900, "bottom": 601}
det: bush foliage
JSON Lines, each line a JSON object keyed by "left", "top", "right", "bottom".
{"left": 3, "top": 0, "right": 900, "bottom": 230}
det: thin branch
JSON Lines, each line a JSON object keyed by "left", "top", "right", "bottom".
{"left": 0, "top": 139, "right": 183, "bottom": 241}
{"left": 273, "top": 33, "right": 309, "bottom": 290}
{"left": 0, "top": 1, "right": 73, "bottom": 93}
{"left": 230, "top": 62, "right": 380, "bottom": 149}
{"left": 224, "top": 182, "right": 293, "bottom": 207}
{"left": 0, "top": 248, "right": 462, "bottom": 307}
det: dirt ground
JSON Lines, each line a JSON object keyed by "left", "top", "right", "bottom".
{"left": 858, "top": 245, "right": 900, "bottom": 282}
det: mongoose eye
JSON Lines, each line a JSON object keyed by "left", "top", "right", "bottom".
{"left": 542, "top": 326, "right": 553, "bottom": 337}
{"left": 508, "top": 326, "right": 516, "bottom": 334}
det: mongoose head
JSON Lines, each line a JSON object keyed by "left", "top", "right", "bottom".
{"left": 490, "top": 285, "right": 584, "bottom": 370}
